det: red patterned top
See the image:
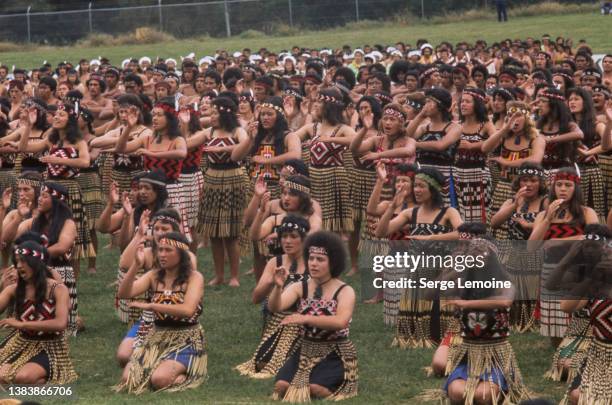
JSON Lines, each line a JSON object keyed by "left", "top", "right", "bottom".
{"left": 309, "top": 124, "right": 345, "bottom": 167}
{"left": 205, "top": 135, "right": 238, "bottom": 165}
{"left": 543, "top": 223, "right": 584, "bottom": 240}
{"left": 297, "top": 281, "right": 350, "bottom": 340}
{"left": 182, "top": 145, "right": 204, "bottom": 171}
{"left": 46, "top": 146, "right": 79, "bottom": 179}
{"left": 143, "top": 137, "right": 183, "bottom": 180}
{"left": 588, "top": 299, "right": 612, "bottom": 342}
{"left": 19, "top": 282, "right": 61, "bottom": 338}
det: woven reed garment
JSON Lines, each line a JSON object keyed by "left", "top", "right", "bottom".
{"left": 115, "top": 283, "right": 207, "bottom": 394}
{"left": 179, "top": 144, "right": 205, "bottom": 229}
{"left": 46, "top": 145, "right": 95, "bottom": 259}
{"left": 197, "top": 132, "right": 249, "bottom": 239}
{"left": 235, "top": 257, "right": 309, "bottom": 379}
{"left": 393, "top": 207, "right": 452, "bottom": 349}
{"left": 0, "top": 283, "right": 77, "bottom": 384}
{"left": 453, "top": 124, "right": 491, "bottom": 223}
{"left": 415, "top": 123, "right": 458, "bottom": 207}
{"left": 273, "top": 281, "right": 358, "bottom": 402}
{"left": 540, "top": 224, "right": 584, "bottom": 338}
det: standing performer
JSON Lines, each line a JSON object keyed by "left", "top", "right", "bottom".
{"left": 482, "top": 102, "right": 545, "bottom": 239}
{"left": 490, "top": 163, "right": 548, "bottom": 333}
{"left": 194, "top": 96, "right": 252, "bottom": 287}
{"left": 0, "top": 240, "right": 77, "bottom": 385}
{"left": 454, "top": 88, "right": 496, "bottom": 223}
{"left": 113, "top": 97, "right": 190, "bottom": 241}
{"left": 17, "top": 101, "right": 94, "bottom": 262}
{"left": 406, "top": 88, "right": 461, "bottom": 207}
{"left": 376, "top": 167, "right": 463, "bottom": 348}
{"left": 270, "top": 231, "right": 358, "bottom": 402}
{"left": 530, "top": 167, "right": 599, "bottom": 346}
{"left": 293, "top": 88, "right": 356, "bottom": 233}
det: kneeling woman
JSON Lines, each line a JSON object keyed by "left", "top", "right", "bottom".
{"left": 0, "top": 240, "right": 77, "bottom": 384}
{"left": 270, "top": 231, "right": 357, "bottom": 402}
{"left": 116, "top": 232, "right": 206, "bottom": 393}
{"left": 236, "top": 215, "right": 310, "bottom": 378}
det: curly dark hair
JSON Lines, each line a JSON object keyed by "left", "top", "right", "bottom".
{"left": 31, "top": 183, "right": 73, "bottom": 246}
{"left": 303, "top": 231, "right": 347, "bottom": 278}
{"left": 153, "top": 97, "right": 182, "bottom": 141}
{"left": 356, "top": 96, "right": 382, "bottom": 130}
{"left": 459, "top": 87, "right": 489, "bottom": 123}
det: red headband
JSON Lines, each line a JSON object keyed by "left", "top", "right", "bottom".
{"left": 155, "top": 103, "right": 178, "bottom": 117}
{"left": 554, "top": 172, "right": 580, "bottom": 184}
{"left": 463, "top": 90, "right": 486, "bottom": 102}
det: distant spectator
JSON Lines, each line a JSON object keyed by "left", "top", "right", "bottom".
{"left": 602, "top": 2, "right": 612, "bottom": 15}
{"left": 496, "top": 0, "right": 508, "bottom": 22}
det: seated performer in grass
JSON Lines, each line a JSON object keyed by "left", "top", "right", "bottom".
{"left": 270, "top": 231, "right": 358, "bottom": 402}
{"left": 236, "top": 215, "right": 310, "bottom": 379}
{"left": 115, "top": 232, "right": 205, "bottom": 393}
{"left": 0, "top": 240, "right": 76, "bottom": 385}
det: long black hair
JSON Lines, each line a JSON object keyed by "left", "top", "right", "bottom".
{"left": 13, "top": 241, "right": 51, "bottom": 318}
{"left": 134, "top": 171, "right": 169, "bottom": 227}
{"left": 156, "top": 232, "right": 192, "bottom": 289}
{"left": 537, "top": 87, "right": 572, "bottom": 134}
{"left": 460, "top": 87, "right": 489, "bottom": 123}
{"left": 251, "top": 96, "right": 288, "bottom": 156}
{"left": 284, "top": 175, "right": 314, "bottom": 216}
{"left": 212, "top": 96, "right": 239, "bottom": 133}
{"left": 31, "top": 183, "right": 73, "bottom": 246}
{"left": 48, "top": 101, "right": 82, "bottom": 145}
{"left": 567, "top": 87, "right": 598, "bottom": 148}
{"left": 356, "top": 96, "right": 382, "bottom": 130}
{"left": 549, "top": 167, "right": 585, "bottom": 226}
{"left": 153, "top": 97, "right": 182, "bottom": 141}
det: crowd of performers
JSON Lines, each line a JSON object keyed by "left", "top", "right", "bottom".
{"left": 0, "top": 34, "right": 609, "bottom": 404}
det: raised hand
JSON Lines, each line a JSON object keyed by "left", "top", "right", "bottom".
{"left": 1, "top": 187, "right": 12, "bottom": 210}
{"left": 376, "top": 161, "right": 388, "bottom": 182}
{"left": 273, "top": 266, "right": 288, "bottom": 288}
{"left": 121, "top": 191, "right": 133, "bottom": 215}
{"left": 137, "top": 209, "right": 151, "bottom": 237}
{"left": 362, "top": 111, "right": 374, "bottom": 130}
{"left": 178, "top": 108, "right": 191, "bottom": 125}
{"left": 254, "top": 176, "right": 267, "bottom": 197}
{"left": 109, "top": 182, "right": 120, "bottom": 205}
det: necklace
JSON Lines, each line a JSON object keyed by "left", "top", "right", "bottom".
{"left": 313, "top": 277, "right": 333, "bottom": 300}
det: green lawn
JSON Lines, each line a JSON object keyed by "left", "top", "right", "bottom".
{"left": 0, "top": 12, "right": 611, "bottom": 68}
{"left": 0, "top": 235, "right": 567, "bottom": 404}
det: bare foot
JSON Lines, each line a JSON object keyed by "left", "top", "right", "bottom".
{"left": 244, "top": 267, "right": 255, "bottom": 275}
{"left": 173, "top": 374, "right": 186, "bottom": 385}
{"left": 87, "top": 267, "right": 97, "bottom": 274}
{"left": 228, "top": 278, "right": 240, "bottom": 287}
{"left": 76, "top": 316, "right": 85, "bottom": 332}
{"left": 208, "top": 277, "right": 225, "bottom": 286}
{"left": 346, "top": 266, "right": 358, "bottom": 276}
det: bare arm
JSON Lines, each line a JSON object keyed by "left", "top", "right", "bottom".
{"left": 252, "top": 258, "right": 277, "bottom": 304}
{"left": 47, "top": 220, "right": 76, "bottom": 258}
{"left": 148, "top": 271, "right": 204, "bottom": 318}
{"left": 230, "top": 128, "right": 253, "bottom": 162}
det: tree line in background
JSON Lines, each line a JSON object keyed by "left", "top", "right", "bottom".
{"left": 0, "top": 0, "right": 600, "bottom": 43}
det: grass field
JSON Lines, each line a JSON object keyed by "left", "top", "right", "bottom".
{"left": 0, "top": 11, "right": 602, "bottom": 404}
{"left": 0, "top": 234, "right": 568, "bottom": 405}
{"left": 0, "top": 12, "right": 611, "bottom": 68}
